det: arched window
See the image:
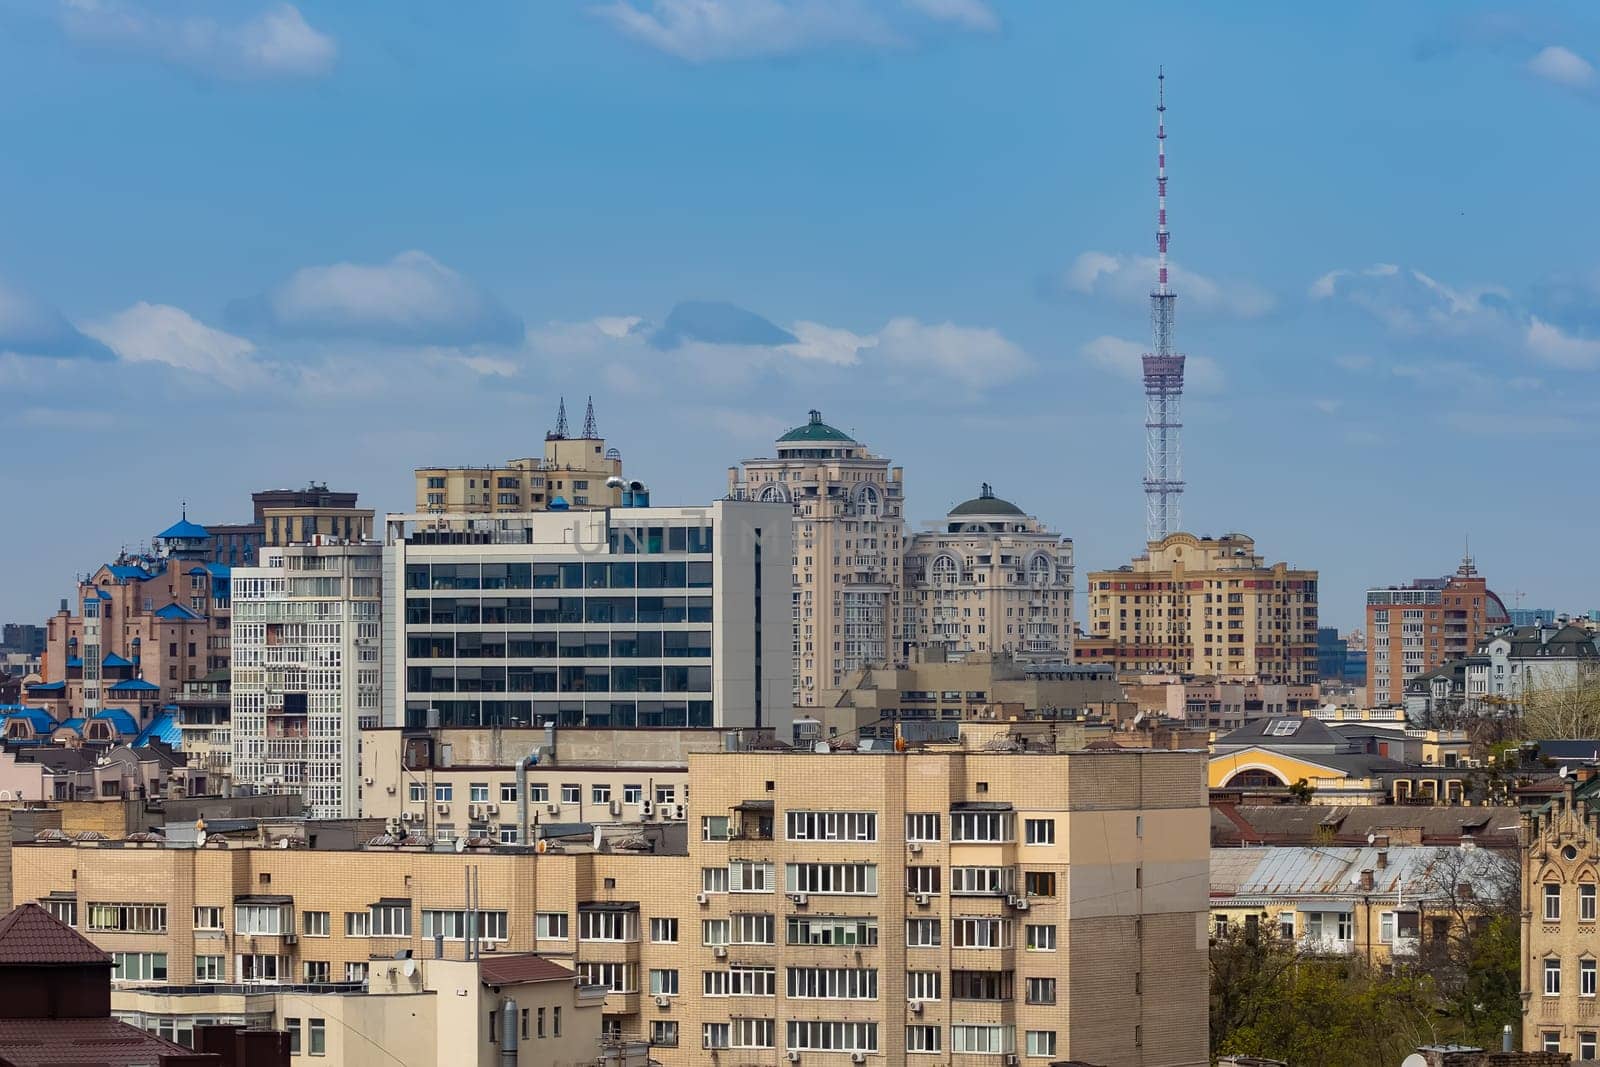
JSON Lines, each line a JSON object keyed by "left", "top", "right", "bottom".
{"left": 854, "top": 483, "right": 881, "bottom": 518}
{"left": 931, "top": 555, "right": 960, "bottom": 587}
{"left": 757, "top": 483, "right": 789, "bottom": 504}
{"left": 1225, "top": 768, "right": 1285, "bottom": 789}
{"left": 1028, "top": 555, "right": 1052, "bottom": 586}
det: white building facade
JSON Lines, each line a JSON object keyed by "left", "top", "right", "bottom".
{"left": 231, "top": 541, "right": 382, "bottom": 817}
{"left": 382, "top": 500, "right": 794, "bottom": 731}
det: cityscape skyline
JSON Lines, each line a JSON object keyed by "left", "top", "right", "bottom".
{"left": 6, "top": 4, "right": 1600, "bottom": 631}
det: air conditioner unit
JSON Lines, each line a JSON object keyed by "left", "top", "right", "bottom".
{"left": 671, "top": 803, "right": 687, "bottom": 820}
{"left": 436, "top": 803, "right": 450, "bottom": 815}
{"left": 909, "top": 1000, "right": 924, "bottom": 1014}
{"left": 695, "top": 892, "right": 709, "bottom": 906}
{"left": 640, "top": 800, "right": 654, "bottom": 816}
{"left": 468, "top": 804, "right": 482, "bottom": 819}
{"left": 654, "top": 995, "right": 670, "bottom": 1008}
{"left": 712, "top": 945, "right": 728, "bottom": 958}
{"left": 486, "top": 803, "right": 498, "bottom": 815}
{"left": 914, "top": 893, "right": 931, "bottom": 906}
{"left": 547, "top": 803, "right": 561, "bottom": 815}
{"left": 788, "top": 892, "right": 808, "bottom": 906}
{"left": 907, "top": 841, "right": 922, "bottom": 854}
{"left": 399, "top": 811, "right": 414, "bottom": 822}
{"left": 1014, "top": 898, "right": 1030, "bottom": 911}
{"left": 1004, "top": 895, "right": 1019, "bottom": 907}
{"left": 786, "top": 1053, "right": 800, "bottom": 1063}
{"left": 284, "top": 933, "right": 298, "bottom": 945}
{"left": 610, "top": 800, "right": 621, "bottom": 817}
{"left": 1005, "top": 1056, "right": 1019, "bottom": 1066}
{"left": 851, "top": 1054, "right": 866, "bottom": 1064}
{"left": 362, "top": 777, "right": 374, "bottom": 786}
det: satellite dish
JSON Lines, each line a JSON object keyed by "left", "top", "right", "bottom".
{"left": 536, "top": 839, "right": 549, "bottom": 854}
{"left": 277, "top": 838, "right": 290, "bottom": 849}
{"left": 402, "top": 958, "right": 416, "bottom": 978}
{"left": 1367, "top": 832, "right": 1376, "bottom": 845}
{"left": 1402, "top": 1056, "right": 1428, "bottom": 1067}
{"left": 195, "top": 830, "right": 207, "bottom": 848}
{"left": 454, "top": 836, "right": 467, "bottom": 853}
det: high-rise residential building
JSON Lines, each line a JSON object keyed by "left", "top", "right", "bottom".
{"left": 728, "top": 410, "right": 905, "bottom": 707}
{"left": 1365, "top": 555, "right": 1509, "bottom": 706}
{"left": 903, "top": 484, "right": 1073, "bottom": 662}
{"left": 231, "top": 536, "right": 383, "bottom": 818}
{"left": 1, "top": 624, "right": 45, "bottom": 657}
{"left": 205, "top": 483, "right": 364, "bottom": 568}
{"left": 13, "top": 732, "right": 1210, "bottom": 1067}
{"left": 383, "top": 499, "right": 794, "bottom": 731}
{"left": 414, "top": 397, "right": 627, "bottom": 514}
{"left": 1085, "top": 532, "right": 1319, "bottom": 684}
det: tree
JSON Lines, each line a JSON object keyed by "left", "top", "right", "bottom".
{"left": 1410, "top": 845, "right": 1522, "bottom": 1047}
{"left": 1287, "top": 777, "right": 1315, "bottom": 805}
{"left": 1519, "top": 664, "right": 1600, "bottom": 739}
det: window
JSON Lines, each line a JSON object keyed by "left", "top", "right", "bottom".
{"left": 730, "top": 861, "right": 775, "bottom": 893}
{"left": 235, "top": 905, "right": 283, "bottom": 935}
{"left": 702, "top": 867, "right": 729, "bottom": 893}
{"left": 952, "top": 1025, "right": 1014, "bottom": 1054}
{"left": 345, "top": 912, "right": 371, "bottom": 937}
{"left": 906, "top": 970, "right": 940, "bottom": 1001}
{"left": 88, "top": 903, "right": 167, "bottom": 933}
{"left": 580, "top": 909, "right": 638, "bottom": 942}
{"left": 1380, "top": 912, "right": 1396, "bottom": 943}
{"left": 907, "top": 866, "right": 941, "bottom": 895}
{"left": 906, "top": 918, "right": 941, "bottom": 948}
{"left": 785, "top": 966, "right": 877, "bottom": 999}
{"left": 650, "top": 917, "right": 678, "bottom": 943}
{"left": 308, "top": 1019, "right": 326, "bottom": 1056}
{"left": 1025, "top": 924, "right": 1056, "bottom": 951}
{"left": 954, "top": 917, "right": 1009, "bottom": 949}
{"left": 649, "top": 969, "right": 679, "bottom": 996}
{"left": 624, "top": 783, "right": 643, "bottom": 805}
{"left": 423, "top": 910, "right": 508, "bottom": 942}
{"left": 788, "top": 916, "right": 877, "bottom": 946}
{"left": 1546, "top": 1033, "right": 1562, "bottom": 1053}
{"left": 1585, "top": 958, "right": 1597, "bottom": 998}
{"left": 240, "top": 954, "right": 285, "bottom": 983}
{"left": 784, "top": 863, "right": 877, "bottom": 895}
{"left": 434, "top": 783, "right": 452, "bottom": 802}
{"left": 1278, "top": 911, "right": 1295, "bottom": 940}
{"left": 112, "top": 952, "right": 168, "bottom": 982}
{"left": 286, "top": 1018, "right": 301, "bottom": 1055}
{"left": 651, "top": 1021, "right": 679, "bottom": 1047}
{"left": 537, "top": 912, "right": 569, "bottom": 940}
{"left": 785, "top": 1021, "right": 878, "bottom": 1053}
{"left": 371, "top": 903, "right": 411, "bottom": 937}
{"left": 785, "top": 810, "right": 877, "bottom": 842}
{"left": 1585, "top": 884, "right": 1597, "bottom": 922}
{"left": 703, "top": 816, "right": 731, "bottom": 841}
{"left": 1547, "top": 883, "right": 1563, "bottom": 922}
{"left": 592, "top": 784, "right": 611, "bottom": 804}
{"left": 304, "top": 911, "right": 330, "bottom": 937}
{"left": 409, "top": 782, "right": 424, "bottom": 803}
{"left": 1024, "top": 818, "right": 1055, "bottom": 845}
{"left": 1026, "top": 1030, "right": 1058, "bottom": 1058}
{"left": 43, "top": 899, "right": 76, "bottom": 927}
{"left": 578, "top": 962, "right": 636, "bottom": 993}
{"left": 1024, "top": 871, "right": 1057, "bottom": 897}
{"left": 951, "top": 867, "right": 1011, "bottom": 895}
{"left": 346, "top": 961, "right": 369, "bottom": 983}
{"left": 1547, "top": 957, "right": 1563, "bottom": 996}
{"left": 734, "top": 912, "right": 775, "bottom": 944}
{"left": 195, "top": 955, "right": 225, "bottom": 982}
{"left": 907, "top": 1025, "right": 941, "bottom": 1053}
{"left": 702, "top": 919, "right": 730, "bottom": 946}
{"left": 500, "top": 782, "right": 519, "bottom": 803}
{"left": 305, "top": 960, "right": 331, "bottom": 983}
{"left": 1025, "top": 976, "right": 1056, "bottom": 1004}
{"left": 1582, "top": 1032, "right": 1597, "bottom": 1061}
{"left": 905, "top": 813, "right": 941, "bottom": 841}
{"left": 529, "top": 783, "right": 548, "bottom": 803}
{"left": 703, "top": 1023, "right": 730, "bottom": 1050}
{"left": 193, "top": 906, "right": 223, "bottom": 931}
{"left": 562, "top": 784, "right": 580, "bottom": 804}
{"left": 951, "top": 811, "right": 1013, "bottom": 842}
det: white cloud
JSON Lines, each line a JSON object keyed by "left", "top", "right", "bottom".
{"left": 1528, "top": 45, "right": 1596, "bottom": 92}
{"left": 1079, "top": 334, "right": 1223, "bottom": 392}
{"left": 875, "top": 317, "right": 1026, "bottom": 386}
{"left": 1312, "top": 262, "right": 1511, "bottom": 336}
{"left": 1060, "top": 251, "right": 1274, "bottom": 319}
{"left": 59, "top": 1, "right": 336, "bottom": 81}
{"left": 592, "top": 0, "right": 900, "bottom": 62}
{"left": 231, "top": 251, "right": 523, "bottom": 346}
{"left": 698, "top": 407, "right": 789, "bottom": 441}
{"left": 902, "top": 0, "right": 998, "bottom": 32}
{"left": 81, "top": 302, "right": 264, "bottom": 386}
{"left": 1526, "top": 316, "right": 1600, "bottom": 369}
{"left": 780, "top": 320, "right": 873, "bottom": 365}
{"left": 1312, "top": 398, "right": 1342, "bottom": 415}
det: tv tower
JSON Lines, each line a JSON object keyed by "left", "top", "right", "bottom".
{"left": 1142, "top": 67, "right": 1186, "bottom": 543}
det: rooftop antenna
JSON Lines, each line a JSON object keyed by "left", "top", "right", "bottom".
{"left": 581, "top": 396, "right": 598, "bottom": 439}
{"left": 552, "top": 397, "right": 569, "bottom": 440}
{"left": 1142, "top": 66, "right": 1186, "bottom": 544}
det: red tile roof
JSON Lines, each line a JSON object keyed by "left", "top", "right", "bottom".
{"left": 0, "top": 905, "right": 110, "bottom": 966}
{"left": 0, "top": 1017, "right": 198, "bottom": 1065}
{"left": 478, "top": 954, "right": 576, "bottom": 986}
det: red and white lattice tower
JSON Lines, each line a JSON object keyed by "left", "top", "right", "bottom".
{"left": 1142, "top": 67, "right": 1186, "bottom": 543}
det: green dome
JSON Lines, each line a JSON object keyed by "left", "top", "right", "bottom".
{"left": 949, "top": 483, "right": 1024, "bottom": 517}
{"left": 778, "top": 409, "right": 856, "bottom": 444}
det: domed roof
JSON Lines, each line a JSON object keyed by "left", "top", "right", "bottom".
{"left": 778, "top": 410, "right": 855, "bottom": 444}
{"left": 157, "top": 513, "right": 210, "bottom": 540}
{"left": 949, "top": 483, "right": 1024, "bottom": 517}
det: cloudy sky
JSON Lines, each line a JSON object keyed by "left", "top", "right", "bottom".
{"left": 4, "top": 2, "right": 1599, "bottom": 631}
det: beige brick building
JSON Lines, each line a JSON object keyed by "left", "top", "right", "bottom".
{"left": 414, "top": 398, "right": 626, "bottom": 514}
{"left": 728, "top": 410, "right": 906, "bottom": 708}
{"left": 1521, "top": 770, "right": 1600, "bottom": 1058}
{"left": 904, "top": 485, "right": 1074, "bottom": 663}
{"left": 13, "top": 735, "right": 1210, "bottom": 1066}
{"left": 1086, "top": 532, "right": 1319, "bottom": 684}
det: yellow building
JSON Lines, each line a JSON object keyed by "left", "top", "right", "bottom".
{"left": 728, "top": 410, "right": 906, "bottom": 707}
{"left": 414, "top": 397, "right": 625, "bottom": 514}
{"left": 1207, "top": 717, "right": 1475, "bottom": 805}
{"left": 1520, "top": 769, "right": 1600, "bottom": 1058}
{"left": 14, "top": 733, "right": 1210, "bottom": 1067}
{"left": 1086, "top": 532, "right": 1319, "bottom": 684}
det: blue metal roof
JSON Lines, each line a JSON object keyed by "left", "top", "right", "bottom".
{"left": 93, "top": 589, "right": 112, "bottom": 600}
{"left": 108, "top": 678, "right": 160, "bottom": 693}
{"left": 24, "top": 681, "right": 65, "bottom": 693}
{"left": 60, "top": 718, "right": 85, "bottom": 734}
{"left": 94, "top": 708, "right": 140, "bottom": 736}
{"left": 205, "top": 562, "right": 231, "bottom": 578}
{"left": 1, "top": 707, "right": 57, "bottom": 734}
{"left": 65, "top": 657, "right": 82, "bottom": 669}
{"left": 134, "top": 712, "right": 182, "bottom": 748}
{"left": 158, "top": 517, "right": 211, "bottom": 539}
{"left": 101, "top": 653, "right": 134, "bottom": 668}
{"left": 153, "top": 603, "right": 203, "bottom": 621}
{"left": 107, "top": 564, "right": 156, "bottom": 581}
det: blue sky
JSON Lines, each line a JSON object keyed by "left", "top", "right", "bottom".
{"left": 4, "top": 1, "right": 1600, "bottom": 631}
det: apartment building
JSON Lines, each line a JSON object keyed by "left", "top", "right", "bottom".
{"left": 205, "top": 484, "right": 365, "bottom": 569}
{"left": 1521, "top": 769, "right": 1600, "bottom": 1058}
{"left": 728, "top": 410, "right": 906, "bottom": 707}
{"left": 383, "top": 500, "right": 794, "bottom": 732}
{"left": 232, "top": 539, "right": 383, "bottom": 818}
{"left": 1086, "top": 532, "right": 1319, "bottom": 683}
{"left": 1365, "top": 555, "right": 1510, "bottom": 706}
{"left": 13, "top": 734, "right": 1210, "bottom": 1067}
{"left": 414, "top": 398, "right": 626, "bottom": 514}
{"left": 903, "top": 485, "right": 1074, "bottom": 663}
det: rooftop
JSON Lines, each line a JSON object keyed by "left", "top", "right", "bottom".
{"left": 0, "top": 903, "right": 110, "bottom": 966}
{"left": 777, "top": 409, "right": 855, "bottom": 444}
{"left": 948, "top": 482, "right": 1025, "bottom": 518}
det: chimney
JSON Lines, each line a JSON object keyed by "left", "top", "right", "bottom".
{"left": 1376, "top": 849, "right": 1388, "bottom": 870}
{"left": 1359, "top": 869, "right": 1374, "bottom": 892}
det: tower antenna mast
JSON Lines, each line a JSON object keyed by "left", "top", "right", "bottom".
{"left": 1142, "top": 66, "right": 1186, "bottom": 543}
